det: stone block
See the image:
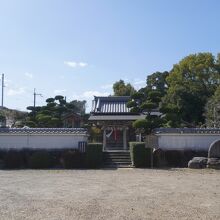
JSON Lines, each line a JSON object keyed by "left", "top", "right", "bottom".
{"left": 188, "top": 157, "right": 207, "bottom": 169}
{"left": 207, "top": 158, "right": 220, "bottom": 169}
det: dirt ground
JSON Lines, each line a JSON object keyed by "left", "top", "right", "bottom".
{"left": 0, "top": 168, "right": 219, "bottom": 220}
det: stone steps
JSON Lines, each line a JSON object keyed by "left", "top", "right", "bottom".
{"left": 103, "top": 151, "right": 132, "bottom": 168}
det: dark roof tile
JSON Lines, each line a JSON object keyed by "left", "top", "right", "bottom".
{"left": 155, "top": 128, "right": 220, "bottom": 134}
{"left": 91, "top": 96, "right": 131, "bottom": 114}
{"left": 0, "top": 128, "right": 88, "bottom": 135}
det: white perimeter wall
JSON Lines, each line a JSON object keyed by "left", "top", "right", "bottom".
{"left": 156, "top": 134, "right": 220, "bottom": 151}
{"left": 0, "top": 134, "right": 88, "bottom": 149}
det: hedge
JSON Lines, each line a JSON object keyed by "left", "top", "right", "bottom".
{"left": 4, "top": 150, "right": 24, "bottom": 169}
{"left": 164, "top": 150, "right": 183, "bottom": 167}
{"left": 29, "top": 151, "right": 52, "bottom": 169}
{"left": 153, "top": 148, "right": 167, "bottom": 168}
{"left": 129, "top": 142, "right": 152, "bottom": 168}
{"left": 0, "top": 149, "right": 7, "bottom": 160}
{"left": 0, "top": 146, "right": 104, "bottom": 169}
{"left": 61, "top": 149, "right": 85, "bottom": 168}
{"left": 158, "top": 150, "right": 208, "bottom": 168}
{"left": 85, "top": 143, "right": 103, "bottom": 168}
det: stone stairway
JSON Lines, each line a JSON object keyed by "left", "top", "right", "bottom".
{"left": 103, "top": 151, "right": 132, "bottom": 168}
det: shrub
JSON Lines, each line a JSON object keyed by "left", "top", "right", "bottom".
{"left": 195, "top": 150, "right": 208, "bottom": 158}
{"left": 153, "top": 148, "right": 167, "bottom": 168}
{"left": 0, "top": 149, "right": 7, "bottom": 160}
{"left": 29, "top": 151, "right": 52, "bottom": 169}
{"left": 164, "top": 150, "right": 184, "bottom": 167}
{"left": 4, "top": 150, "right": 24, "bottom": 169}
{"left": 0, "top": 149, "right": 6, "bottom": 168}
{"left": 163, "top": 150, "right": 208, "bottom": 168}
{"left": 61, "top": 149, "right": 84, "bottom": 168}
{"left": 183, "top": 150, "right": 208, "bottom": 167}
{"left": 129, "top": 142, "right": 152, "bottom": 168}
{"left": 85, "top": 143, "right": 103, "bottom": 168}
{"left": 49, "top": 149, "right": 64, "bottom": 168}
{"left": 19, "top": 148, "right": 32, "bottom": 168}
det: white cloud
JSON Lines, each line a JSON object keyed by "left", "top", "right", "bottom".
{"left": 7, "top": 87, "right": 26, "bottom": 96}
{"left": 54, "top": 89, "right": 66, "bottom": 94}
{"left": 134, "top": 79, "right": 145, "bottom": 85}
{"left": 133, "top": 78, "right": 146, "bottom": 90}
{"left": 24, "top": 72, "right": 33, "bottom": 79}
{"left": 64, "top": 61, "right": 88, "bottom": 68}
{"left": 82, "top": 91, "right": 109, "bottom": 98}
{"left": 64, "top": 61, "right": 77, "bottom": 67}
{"left": 4, "top": 79, "right": 26, "bottom": 96}
{"left": 78, "top": 62, "right": 88, "bottom": 67}
{"left": 72, "top": 91, "right": 110, "bottom": 100}
{"left": 71, "top": 90, "right": 110, "bottom": 112}
{"left": 4, "top": 79, "right": 12, "bottom": 87}
{"left": 101, "top": 83, "right": 113, "bottom": 89}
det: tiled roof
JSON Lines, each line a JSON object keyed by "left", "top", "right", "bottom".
{"left": 155, "top": 128, "right": 220, "bottom": 134}
{"left": 0, "top": 128, "right": 88, "bottom": 135}
{"left": 91, "top": 96, "right": 132, "bottom": 114}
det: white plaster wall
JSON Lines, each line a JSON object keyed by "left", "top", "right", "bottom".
{"left": 0, "top": 134, "right": 88, "bottom": 149}
{"left": 156, "top": 134, "right": 220, "bottom": 151}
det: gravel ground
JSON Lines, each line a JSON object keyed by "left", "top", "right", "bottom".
{"left": 0, "top": 168, "right": 219, "bottom": 220}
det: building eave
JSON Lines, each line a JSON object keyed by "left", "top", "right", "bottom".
{"left": 88, "top": 115, "right": 146, "bottom": 121}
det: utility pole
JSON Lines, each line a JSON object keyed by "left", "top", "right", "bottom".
{"left": 33, "top": 88, "right": 42, "bottom": 117}
{"left": 1, "top": 73, "right": 4, "bottom": 108}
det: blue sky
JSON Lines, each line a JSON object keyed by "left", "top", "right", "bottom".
{"left": 0, "top": 0, "right": 219, "bottom": 112}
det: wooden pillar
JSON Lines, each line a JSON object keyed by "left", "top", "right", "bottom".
{"left": 103, "top": 128, "right": 106, "bottom": 151}
{"left": 139, "top": 133, "right": 142, "bottom": 142}
{"left": 123, "top": 127, "right": 127, "bottom": 150}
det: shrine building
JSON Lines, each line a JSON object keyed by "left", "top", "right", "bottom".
{"left": 89, "top": 96, "right": 147, "bottom": 151}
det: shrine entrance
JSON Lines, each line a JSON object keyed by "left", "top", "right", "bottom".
{"left": 88, "top": 96, "right": 147, "bottom": 152}
{"left": 103, "top": 126, "right": 129, "bottom": 151}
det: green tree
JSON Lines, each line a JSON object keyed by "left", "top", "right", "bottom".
{"left": 161, "top": 53, "right": 220, "bottom": 127}
{"left": 205, "top": 86, "right": 220, "bottom": 127}
{"left": 0, "top": 111, "right": 6, "bottom": 127}
{"left": 126, "top": 70, "right": 170, "bottom": 134}
{"left": 128, "top": 89, "right": 162, "bottom": 135}
{"left": 113, "top": 80, "right": 136, "bottom": 96}
{"left": 69, "top": 100, "right": 86, "bottom": 114}
{"left": 26, "top": 96, "right": 87, "bottom": 128}
{"left": 146, "top": 71, "right": 169, "bottom": 93}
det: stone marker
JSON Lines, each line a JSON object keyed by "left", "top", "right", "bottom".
{"left": 207, "top": 139, "right": 220, "bottom": 169}
{"left": 208, "top": 139, "right": 220, "bottom": 158}
{"left": 188, "top": 157, "right": 207, "bottom": 169}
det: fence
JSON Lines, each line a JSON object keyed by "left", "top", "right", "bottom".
{"left": 78, "top": 141, "right": 87, "bottom": 153}
{"left": 154, "top": 128, "right": 220, "bottom": 151}
{"left": 0, "top": 128, "right": 88, "bottom": 150}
